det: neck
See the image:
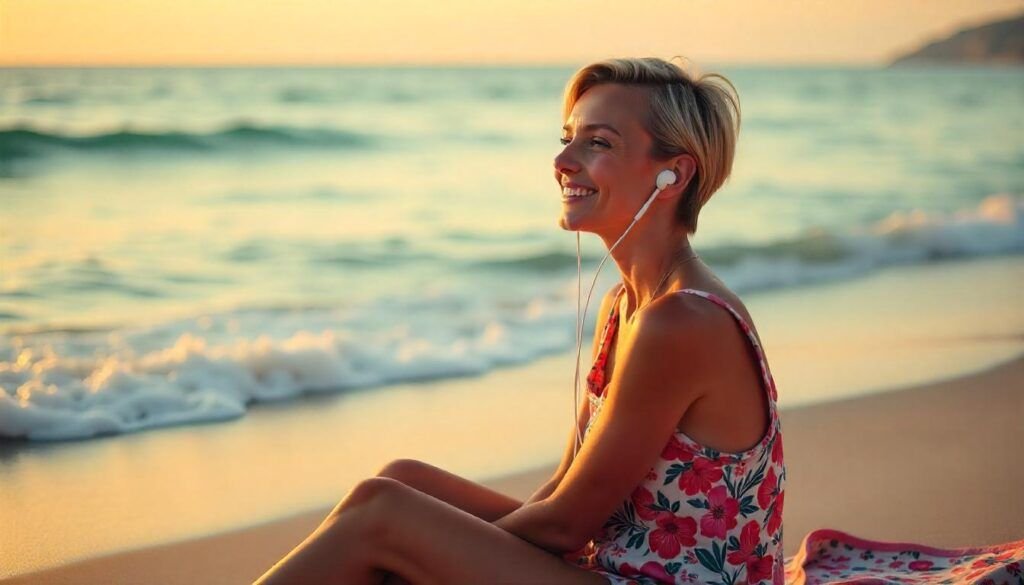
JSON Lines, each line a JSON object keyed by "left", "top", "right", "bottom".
{"left": 604, "top": 221, "right": 698, "bottom": 324}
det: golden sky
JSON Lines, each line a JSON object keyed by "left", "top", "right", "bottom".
{"left": 1, "top": 0, "right": 1022, "bottom": 66}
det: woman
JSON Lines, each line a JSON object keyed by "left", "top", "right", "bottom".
{"left": 254, "top": 56, "right": 785, "bottom": 585}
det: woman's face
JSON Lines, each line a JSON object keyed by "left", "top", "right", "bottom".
{"left": 554, "top": 83, "right": 664, "bottom": 233}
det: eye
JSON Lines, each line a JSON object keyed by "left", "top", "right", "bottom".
{"left": 559, "top": 136, "right": 610, "bottom": 147}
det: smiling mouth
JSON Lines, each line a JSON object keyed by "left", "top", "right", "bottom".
{"left": 561, "top": 186, "right": 597, "bottom": 201}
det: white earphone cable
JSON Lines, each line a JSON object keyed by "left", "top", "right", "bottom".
{"left": 571, "top": 187, "right": 661, "bottom": 459}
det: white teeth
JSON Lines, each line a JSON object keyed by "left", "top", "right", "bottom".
{"left": 562, "top": 186, "right": 597, "bottom": 198}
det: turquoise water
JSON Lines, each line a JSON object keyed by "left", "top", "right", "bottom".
{"left": 1, "top": 65, "right": 1022, "bottom": 441}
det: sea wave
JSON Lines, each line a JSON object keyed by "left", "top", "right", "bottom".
{"left": 0, "top": 122, "right": 375, "bottom": 160}
{"left": 707, "top": 193, "right": 1024, "bottom": 292}
{"left": 0, "top": 294, "right": 573, "bottom": 441}
{"left": 468, "top": 193, "right": 1024, "bottom": 282}
{"left": 1, "top": 193, "right": 1020, "bottom": 442}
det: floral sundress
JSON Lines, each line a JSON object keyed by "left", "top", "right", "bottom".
{"left": 563, "top": 286, "right": 787, "bottom": 585}
{"left": 559, "top": 285, "right": 1024, "bottom": 584}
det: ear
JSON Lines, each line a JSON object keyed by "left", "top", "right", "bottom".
{"left": 661, "top": 154, "right": 698, "bottom": 197}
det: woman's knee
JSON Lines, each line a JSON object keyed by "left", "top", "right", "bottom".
{"left": 330, "top": 476, "right": 406, "bottom": 519}
{"left": 375, "top": 458, "right": 426, "bottom": 485}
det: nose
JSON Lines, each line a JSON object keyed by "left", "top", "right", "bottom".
{"left": 553, "top": 142, "right": 580, "bottom": 182}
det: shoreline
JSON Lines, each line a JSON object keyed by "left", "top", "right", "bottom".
{"left": 2, "top": 254, "right": 1022, "bottom": 580}
{"left": 5, "top": 352, "right": 1023, "bottom": 585}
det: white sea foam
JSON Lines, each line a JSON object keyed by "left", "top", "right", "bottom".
{"left": 0, "top": 294, "right": 574, "bottom": 441}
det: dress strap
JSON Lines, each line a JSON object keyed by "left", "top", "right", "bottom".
{"left": 586, "top": 286, "right": 625, "bottom": 397}
{"left": 673, "top": 289, "right": 778, "bottom": 403}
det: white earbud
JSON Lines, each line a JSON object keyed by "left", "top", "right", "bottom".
{"left": 656, "top": 169, "right": 677, "bottom": 190}
{"left": 633, "top": 169, "right": 678, "bottom": 221}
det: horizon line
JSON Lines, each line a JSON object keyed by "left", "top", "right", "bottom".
{"left": 0, "top": 59, "right": 898, "bottom": 70}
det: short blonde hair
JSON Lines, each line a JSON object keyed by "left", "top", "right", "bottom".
{"left": 562, "top": 56, "right": 741, "bottom": 234}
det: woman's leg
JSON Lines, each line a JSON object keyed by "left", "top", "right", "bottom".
{"left": 373, "top": 459, "right": 528, "bottom": 585}
{"left": 253, "top": 477, "right": 606, "bottom": 585}
{"left": 374, "top": 458, "right": 523, "bottom": 521}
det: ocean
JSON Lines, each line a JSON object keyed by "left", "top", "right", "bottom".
{"left": 1, "top": 64, "right": 1022, "bottom": 442}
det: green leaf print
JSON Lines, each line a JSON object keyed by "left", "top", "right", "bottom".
{"left": 626, "top": 530, "right": 646, "bottom": 550}
{"left": 606, "top": 504, "right": 646, "bottom": 542}
{"left": 713, "top": 540, "right": 727, "bottom": 571}
{"left": 656, "top": 490, "right": 672, "bottom": 511}
{"left": 686, "top": 497, "right": 707, "bottom": 509}
{"left": 723, "top": 466, "right": 737, "bottom": 498}
{"left": 665, "top": 562, "right": 682, "bottom": 575}
{"left": 665, "top": 462, "right": 689, "bottom": 485}
{"left": 623, "top": 500, "right": 637, "bottom": 524}
{"left": 736, "top": 458, "right": 767, "bottom": 499}
{"left": 695, "top": 547, "right": 723, "bottom": 573}
{"left": 739, "top": 494, "right": 758, "bottom": 516}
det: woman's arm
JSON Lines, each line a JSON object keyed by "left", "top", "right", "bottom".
{"left": 542, "top": 282, "right": 622, "bottom": 491}
{"left": 491, "top": 497, "right": 577, "bottom": 554}
{"left": 489, "top": 389, "right": 591, "bottom": 553}
{"left": 491, "top": 283, "right": 623, "bottom": 552}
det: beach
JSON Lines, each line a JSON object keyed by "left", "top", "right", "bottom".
{"left": 3, "top": 254, "right": 1023, "bottom": 584}
{"left": 6, "top": 354, "right": 1023, "bottom": 585}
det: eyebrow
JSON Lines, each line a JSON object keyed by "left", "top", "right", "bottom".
{"left": 561, "top": 123, "right": 622, "bottom": 137}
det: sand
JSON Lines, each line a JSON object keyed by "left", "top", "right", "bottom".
{"left": 6, "top": 352, "right": 1022, "bottom": 585}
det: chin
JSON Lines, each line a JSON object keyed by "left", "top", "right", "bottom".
{"left": 558, "top": 214, "right": 589, "bottom": 233}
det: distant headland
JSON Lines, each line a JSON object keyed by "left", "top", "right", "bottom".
{"left": 888, "top": 12, "right": 1024, "bottom": 66}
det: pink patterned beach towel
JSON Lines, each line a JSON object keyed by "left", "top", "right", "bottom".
{"left": 783, "top": 528, "right": 1024, "bottom": 584}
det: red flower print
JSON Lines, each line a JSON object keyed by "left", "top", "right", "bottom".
{"left": 639, "top": 561, "right": 674, "bottom": 582}
{"left": 699, "top": 485, "right": 739, "bottom": 538}
{"left": 631, "top": 486, "right": 658, "bottom": 521}
{"left": 617, "top": 562, "right": 640, "bottom": 577}
{"left": 771, "top": 434, "right": 783, "bottom": 464}
{"left": 678, "top": 457, "right": 722, "bottom": 495}
{"left": 995, "top": 549, "right": 1020, "bottom": 562}
{"left": 648, "top": 511, "right": 697, "bottom": 558}
{"left": 662, "top": 435, "right": 694, "bottom": 461}
{"left": 972, "top": 556, "right": 996, "bottom": 569}
{"left": 766, "top": 491, "right": 783, "bottom": 535}
{"left": 758, "top": 466, "right": 778, "bottom": 508}
{"left": 726, "top": 519, "right": 761, "bottom": 565}
{"left": 746, "top": 554, "right": 774, "bottom": 583}
{"left": 908, "top": 559, "right": 933, "bottom": 571}
{"left": 726, "top": 520, "right": 773, "bottom": 583}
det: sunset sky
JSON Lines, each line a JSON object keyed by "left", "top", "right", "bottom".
{"left": 1, "top": 0, "right": 1022, "bottom": 66}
